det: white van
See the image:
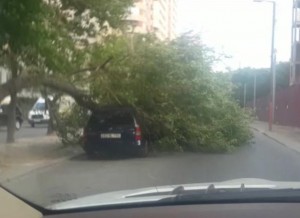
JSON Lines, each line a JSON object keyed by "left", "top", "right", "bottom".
{"left": 28, "top": 97, "right": 50, "bottom": 127}
{"left": 28, "top": 96, "right": 75, "bottom": 127}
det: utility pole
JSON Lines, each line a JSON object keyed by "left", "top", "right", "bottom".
{"left": 271, "top": 2, "right": 276, "bottom": 123}
{"left": 253, "top": 0, "right": 276, "bottom": 131}
{"left": 253, "top": 72, "right": 257, "bottom": 110}
{"left": 243, "top": 83, "right": 247, "bottom": 108}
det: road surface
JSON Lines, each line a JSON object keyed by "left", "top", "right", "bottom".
{"left": 0, "top": 123, "right": 47, "bottom": 143}
{"left": 2, "top": 131, "right": 300, "bottom": 207}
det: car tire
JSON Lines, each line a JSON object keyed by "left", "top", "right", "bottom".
{"left": 16, "top": 119, "right": 22, "bottom": 131}
{"left": 30, "top": 122, "right": 35, "bottom": 128}
{"left": 138, "top": 140, "right": 149, "bottom": 157}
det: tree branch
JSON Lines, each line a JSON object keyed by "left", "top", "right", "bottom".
{"left": 0, "top": 75, "right": 101, "bottom": 111}
{"left": 71, "top": 56, "right": 113, "bottom": 75}
{"left": 0, "top": 63, "right": 109, "bottom": 111}
{"left": 0, "top": 76, "right": 38, "bottom": 102}
{"left": 41, "top": 78, "right": 101, "bottom": 111}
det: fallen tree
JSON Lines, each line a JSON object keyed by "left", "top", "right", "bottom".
{"left": 53, "top": 34, "right": 253, "bottom": 152}
{"left": 0, "top": 33, "right": 253, "bottom": 152}
{"left": 0, "top": 1, "right": 252, "bottom": 151}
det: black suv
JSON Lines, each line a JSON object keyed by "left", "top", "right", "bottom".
{"left": 82, "top": 106, "right": 149, "bottom": 158}
{"left": 0, "top": 104, "right": 23, "bottom": 130}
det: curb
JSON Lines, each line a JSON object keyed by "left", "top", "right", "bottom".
{"left": 251, "top": 126, "right": 287, "bottom": 147}
{"left": 251, "top": 126, "right": 300, "bottom": 155}
{"left": 0, "top": 148, "right": 82, "bottom": 183}
{"left": 261, "top": 132, "right": 289, "bottom": 148}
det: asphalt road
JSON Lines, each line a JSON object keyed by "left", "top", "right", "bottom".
{"left": 3, "top": 131, "right": 300, "bottom": 207}
{"left": 0, "top": 123, "right": 48, "bottom": 143}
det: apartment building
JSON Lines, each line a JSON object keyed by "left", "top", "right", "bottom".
{"left": 126, "top": 0, "right": 177, "bottom": 40}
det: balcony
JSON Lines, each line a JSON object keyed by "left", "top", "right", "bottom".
{"left": 127, "top": 14, "right": 147, "bottom": 23}
{"left": 295, "top": 0, "right": 300, "bottom": 8}
{"left": 294, "top": 43, "right": 300, "bottom": 63}
{"left": 293, "top": 9, "right": 300, "bottom": 27}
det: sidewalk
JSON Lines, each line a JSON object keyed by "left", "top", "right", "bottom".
{"left": 0, "top": 135, "right": 82, "bottom": 182}
{"left": 251, "top": 120, "right": 300, "bottom": 153}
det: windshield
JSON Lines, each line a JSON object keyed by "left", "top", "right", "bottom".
{"left": 0, "top": 0, "right": 299, "bottom": 212}
{"left": 33, "top": 102, "right": 46, "bottom": 111}
{"left": 88, "top": 111, "right": 134, "bottom": 129}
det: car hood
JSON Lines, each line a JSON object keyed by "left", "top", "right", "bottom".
{"left": 48, "top": 178, "right": 300, "bottom": 210}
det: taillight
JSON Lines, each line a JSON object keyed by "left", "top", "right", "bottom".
{"left": 135, "top": 125, "right": 142, "bottom": 141}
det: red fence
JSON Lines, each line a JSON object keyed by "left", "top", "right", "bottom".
{"left": 253, "top": 85, "right": 300, "bottom": 127}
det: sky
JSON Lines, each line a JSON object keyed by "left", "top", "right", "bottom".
{"left": 177, "top": 0, "right": 292, "bottom": 70}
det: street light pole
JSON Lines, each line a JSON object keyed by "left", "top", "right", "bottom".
{"left": 244, "top": 83, "right": 247, "bottom": 108}
{"left": 254, "top": 0, "right": 276, "bottom": 131}
{"left": 253, "top": 72, "right": 256, "bottom": 110}
{"left": 271, "top": 2, "right": 276, "bottom": 124}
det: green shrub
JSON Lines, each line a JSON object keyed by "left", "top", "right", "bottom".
{"left": 55, "top": 105, "right": 89, "bottom": 145}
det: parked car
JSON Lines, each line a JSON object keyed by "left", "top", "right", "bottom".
{"left": 0, "top": 103, "right": 23, "bottom": 130}
{"left": 28, "top": 97, "right": 50, "bottom": 127}
{"left": 82, "top": 106, "right": 149, "bottom": 158}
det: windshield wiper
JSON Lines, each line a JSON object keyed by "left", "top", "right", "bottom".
{"left": 163, "top": 184, "right": 300, "bottom": 203}
{"left": 126, "top": 183, "right": 258, "bottom": 199}
{"left": 126, "top": 184, "right": 300, "bottom": 203}
{"left": 171, "top": 183, "right": 248, "bottom": 195}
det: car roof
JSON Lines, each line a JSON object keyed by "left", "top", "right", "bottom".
{"left": 36, "top": 97, "right": 46, "bottom": 103}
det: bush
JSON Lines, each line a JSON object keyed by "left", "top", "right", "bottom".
{"left": 55, "top": 105, "right": 89, "bottom": 145}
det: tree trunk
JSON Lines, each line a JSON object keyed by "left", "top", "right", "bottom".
{"left": 6, "top": 91, "right": 17, "bottom": 143}
{"left": 46, "top": 97, "right": 55, "bottom": 135}
{"left": 6, "top": 49, "right": 18, "bottom": 143}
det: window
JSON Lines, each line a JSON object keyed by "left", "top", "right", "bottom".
{"left": 130, "top": 6, "right": 140, "bottom": 16}
{"left": 33, "top": 102, "right": 46, "bottom": 111}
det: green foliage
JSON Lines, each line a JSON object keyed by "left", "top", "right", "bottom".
{"left": 0, "top": 0, "right": 134, "bottom": 75}
{"left": 0, "top": 0, "right": 133, "bottom": 141}
{"left": 59, "top": 33, "right": 252, "bottom": 152}
{"left": 61, "top": 0, "right": 133, "bottom": 28}
{"left": 0, "top": 0, "right": 252, "bottom": 152}
{"left": 0, "top": 0, "right": 43, "bottom": 51}
{"left": 56, "top": 104, "right": 89, "bottom": 145}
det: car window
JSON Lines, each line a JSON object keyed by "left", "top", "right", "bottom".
{"left": 88, "top": 111, "right": 134, "bottom": 128}
{"left": 33, "top": 102, "right": 46, "bottom": 111}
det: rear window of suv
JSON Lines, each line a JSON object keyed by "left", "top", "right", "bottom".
{"left": 88, "top": 111, "right": 134, "bottom": 129}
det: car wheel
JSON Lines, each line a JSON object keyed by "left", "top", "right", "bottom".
{"left": 16, "top": 119, "right": 21, "bottom": 131}
{"left": 30, "top": 122, "right": 35, "bottom": 128}
{"left": 138, "top": 140, "right": 149, "bottom": 157}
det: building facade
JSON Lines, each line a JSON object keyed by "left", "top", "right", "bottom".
{"left": 126, "top": 0, "right": 177, "bottom": 40}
